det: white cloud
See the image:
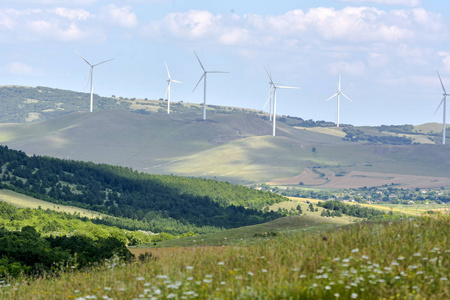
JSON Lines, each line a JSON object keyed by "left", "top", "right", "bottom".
{"left": 438, "top": 51, "right": 450, "bottom": 71}
{"left": 3, "top": 0, "right": 98, "bottom": 5}
{"left": 100, "top": 5, "right": 138, "bottom": 28}
{"left": 339, "top": 0, "right": 421, "bottom": 7}
{"left": 52, "top": 8, "right": 91, "bottom": 21}
{"left": 329, "top": 61, "right": 366, "bottom": 76}
{"left": 161, "top": 10, "right": 221, "bottom": 40}
{"left": 7, "top": 62, "right": 35, "bottom": 75}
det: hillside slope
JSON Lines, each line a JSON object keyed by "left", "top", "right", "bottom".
{"left": 1, "top": 109, "right": 449, "bottom": 187}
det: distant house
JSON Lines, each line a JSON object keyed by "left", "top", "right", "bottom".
{"left": 408, "top": 200, "right": 415, "bottom": 205}
{"left": 254, "top": 187, "right": 262, "bottom": 190}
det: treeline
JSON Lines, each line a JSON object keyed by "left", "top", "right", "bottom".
{"left": 268, "top": 115, "right": 337, "bottom": 128}
{"left": 0, "top": 201, "right": 172, "bottom": 246}
{"left": 343, "top": 127, "right": 413, "bottom": 145}
{"left": 0, "top": 86, "right": 130, "bottom": 123}
{"left": 0, "top": 225, "right": 132, "bottom": 278}
{"left": 0, "top": 146, "right": 284, "bottom": 234}
{"left": 317, "top": 200, "right": 385, "bottom": 218}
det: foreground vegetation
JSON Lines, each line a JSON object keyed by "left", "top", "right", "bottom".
{"left": 1, "top": 216, "right": 447, "bottom": 299}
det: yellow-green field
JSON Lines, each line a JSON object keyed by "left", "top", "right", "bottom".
{"left": 0, "top": 189, "right": 105, "bottom": 219}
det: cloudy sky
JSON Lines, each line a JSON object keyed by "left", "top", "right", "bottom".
{"left": 1, "top": 0, "right": 449, "bottom": 126}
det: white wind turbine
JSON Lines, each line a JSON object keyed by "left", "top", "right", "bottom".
{"left": 165, "top": 62, "right": 182, "bottom": 115}
{"left": 326, "top": 74, "right": 353, "bottom": 127}
{"left": 269, "top": 71, "right": 299, "bottom": 137}
{"left": 436, "top": 71, "right": 448, "bottom": 145}
{"left": 192, "top": 51, "right": 228, "bottom": 120}
{"left": 262, "top": 66, "right": 275, "bottom": 121}
{"left": 75, "top": 51, "right": 114, "bottom": 113}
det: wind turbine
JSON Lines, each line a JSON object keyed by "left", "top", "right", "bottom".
{"left": 326, "top": 74, "right": 353, "bottom": 127}
{"left": 436, "top": 71, "right": 448, "bottom": 145}
{"left": 268, "top": 71, "right": 299, "bottom": 136}
{"left": 262, "top": 66, "right": 275, "bottom": 121}
{"left": 192, "top": 51, "right": 228, "bottom": 120}
{"left": 165, "top": 62, "right": 182, "bottom": 115}
{"left": 75, "top": 51, "right": 114, "bottom": 113}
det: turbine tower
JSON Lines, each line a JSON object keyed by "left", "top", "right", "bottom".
{"left": 266, "top": 70, "right": 299, "bottom": 136}
{"left": 75, "top": 51, "right": 114, "bottom": 113}
{"left": 262, "top": 66, "right": 275, "bottom": 121}
{"left": 192, "top": 51, "right": 228, "bottom": 120}
{"left": 326, "top": 74, "right": 353, "bottom": 127}
{"left": 436, "top": 71, "right": 448, "bottom": 145}
{"left": 165, "top": 62, "right": 182, "bottom": 115}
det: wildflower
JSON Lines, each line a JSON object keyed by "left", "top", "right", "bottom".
{"left": 413, "top": 252, "right": 421, "bottom": 257}
{"left": 167, "top": 293, "right": 177, "bottom": 299}
{"left": 292, "top": 268, "right": 299, "bottom": 272}
{"left": 351, "top": 248, "right": 359, "bottom": 253}
{"left": 136, "top": 277, "right": 145, "bottom": 281}
{"left": 205, "top": 274, "right": 213, "bottom": 278}
{"left": 186, "top": 266, "right": 194, "bottom": 270}
{"left": 247, "top": 272, "right": 254, "bottom": 276}
{"left": 351, "top": 292, "right": 358, "bottom": 299}
{"left": 220, "top": 281, "right": 226, "bottom": 285}
{"left": 156, "top": 275, "right": 169, "bottom": 279}
{"left": 397, "top": 256, "right": 405, "bottom": 260}
{"left": 391, "top": 261, "right": 399, "bottom": 266}
{"left": 334, "top": 293, "right": 340, "bottom": 298}
{"left": 186, "top": 277, "right": 193, "bottom": 281}
{"left": 441, "top": 277, "right": 448, "bottom": 281}
{"left": 203, "top": 279, "right": 212, "bottom": 284}
{"left": 299, "top": 274, "right": 306, "bottom": 278}
{"left": 325, "top": 286, "right": 331, "bottom": 290}
{"left": 429, "top": 257, "right": 438, "bottom": 262}
{"left": 103, "top": 287, "right": 111, "bottom": 291}
{"left": 218, "top": 262, "right": 224, "bottom": 265}
{"left": 361, "top": 255, "right": 369, "bottom": 260}
{"left": 262, "top": 269, "right": 268, "bottom": 273}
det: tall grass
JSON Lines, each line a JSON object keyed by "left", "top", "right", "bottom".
{"left": 1, "top": 216, "right": 448, "bottom": 299}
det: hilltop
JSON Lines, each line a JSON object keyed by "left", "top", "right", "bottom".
{"left": 0, "top": 85, "right": 449, "bottom": 188}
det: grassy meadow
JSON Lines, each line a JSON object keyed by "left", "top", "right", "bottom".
{"left": 1, "top": 215, "right": 448, "bottom": 299}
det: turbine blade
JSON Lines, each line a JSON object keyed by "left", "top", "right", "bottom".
{"left": 192, "top": 73, "right": 205, "bottom": 92}
{"left": 275, "top": 85, "right": 299, "bottom": 89}
{"left": 338, "top": 74, "right": 341, "bottom": 91}
{"left": 194, "top": 51, "right": 205, "bottom": 72}
{"left": 340, "top": 92, "right": 353, "bottom": 102}
{"left": 434, "top": 97, "right": 445, "bottom": 115}
{"left": 264, "top": 65, "right": 274, "bottom": 84}
{"left": 74, "top": 50, "right": 92, "bottom": 66}
{"left": 207, "top": 71, "right": 229, "bottom": 74}
{"left": 165, "top": 62, "right": 171, "bottom": 79}
{"left": 326, "top": 92, "right": 339, "bottom": 101}
{"left": 437, "top": 71, "right": 447, "bottom": 94}
{"left": 263, "top": 87, "right": 273, "bottom": 109}
{"left": 172, "top": 80, "right": 182, "bottom": 84}
{"left": 93, "top": 58, "right": 114, "bottom": 66}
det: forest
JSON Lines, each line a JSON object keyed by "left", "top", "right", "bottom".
{"left": 0, "top": 146, "right": 285, "bottom": 234}
{"left": 342, "top": 127, "right": 413, "bottom": 145}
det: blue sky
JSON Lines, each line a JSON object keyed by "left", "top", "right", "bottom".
{"left": 1, "top": 0, "right": 450, "bottom": 126}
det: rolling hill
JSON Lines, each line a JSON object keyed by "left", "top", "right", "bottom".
{"left": 1, "top": 85, "right": 449, "bottom": 188}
